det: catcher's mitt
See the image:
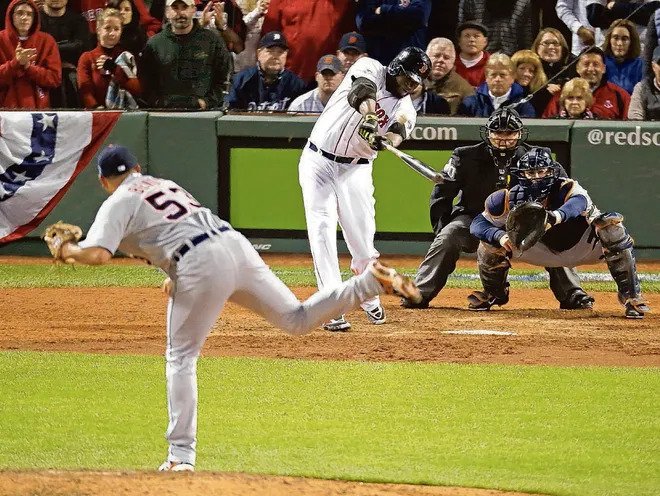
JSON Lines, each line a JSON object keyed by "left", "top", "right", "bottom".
{"left": 43, "top": 221, "right": 82, "bottom": 262}
{"left": 505, "top": 202, "right": 547, "bottom": 252}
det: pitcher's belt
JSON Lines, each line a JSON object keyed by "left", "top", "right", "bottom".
{"left": 172, "top": 226, "right": 231, "bottom": 262}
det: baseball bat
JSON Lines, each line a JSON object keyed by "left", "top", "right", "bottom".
{"left": 382, "top": 142, "right": 444, "bottom": 184}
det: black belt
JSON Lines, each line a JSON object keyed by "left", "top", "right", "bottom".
{"left": 308, "top": 141, "right": 369, "bottom": 165}
{"left": 172, "top": 226, "right": 230, "bottom": 262}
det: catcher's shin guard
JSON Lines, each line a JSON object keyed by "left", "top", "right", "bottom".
{"left": 594, "top": 213, "right": 649, "bottom": 317}
{"left": 469, "top": 242, "right": 511, "bottom": 311}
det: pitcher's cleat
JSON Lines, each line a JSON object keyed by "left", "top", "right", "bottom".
{"left": 370, "top": 261, "right": 422, "bottom": 304}
{"left": 323, "top": 315, "right": 352, "bottom": 332}
{"left": 158, "top": 460, "right": 195, "bottom": 472}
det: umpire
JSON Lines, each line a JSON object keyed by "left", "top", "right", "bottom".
{"left": 401, "top": 107, "right": 594, "bottom": 310}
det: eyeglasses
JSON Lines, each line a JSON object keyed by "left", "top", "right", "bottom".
{"left": 540, "top": 41, "right": 561, "bottom": 47}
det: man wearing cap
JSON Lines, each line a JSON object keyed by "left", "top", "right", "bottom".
{"left": 543, "top": 47, "right": 630, "bottom": 119}
{"left": 458, "top": 0, "right": 533, "bottom": 56}
{"left": 139, "top": 0, "right": 232, "bottom": 109}
{"left": 55, "top": 143, "right": 420, "bottom": 472}
{"left": 288, "top": 55, "right": 345, "bottom": 113}
{"left": 425, "top": 37, "right": 474, "bottom": 115}
{"left": 226, "top": 30, "right": 306, "bottom": 111}
{"left": 628, "top": 45, "right": 660, "bottom": 120}
{"left": 356, "top": 0, "right": 432, "bottom": 66}
{"left": 454, "top": 21, "right": 490, "bottom": 88}
{"left": 336, "top": 31, "right": 368, "bottom": 73}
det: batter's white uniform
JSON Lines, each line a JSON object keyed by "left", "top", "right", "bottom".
{"left": 80, "top": 172, "right": 385, "bottom": 466}
{"left": 298, "top": 57, "right": 416, "bottom": 314}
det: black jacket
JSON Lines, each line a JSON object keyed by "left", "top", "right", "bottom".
{"left": 429, "top": 142, "right": 567, "bottom": 233}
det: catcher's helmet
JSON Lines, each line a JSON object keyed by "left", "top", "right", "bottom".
{"left": 510, "top": 147, "right": 560, "bottom": 200}
{"left": 387, "top": 46, "right": 431, "bottom": 85}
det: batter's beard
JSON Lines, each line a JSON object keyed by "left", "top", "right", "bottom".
{"left": 385, "top": 73, "right": 406, "bottom": 98}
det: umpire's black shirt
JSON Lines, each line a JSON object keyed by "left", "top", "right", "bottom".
{"left": 429, "top": 142, "right": 565, "bottom": 233}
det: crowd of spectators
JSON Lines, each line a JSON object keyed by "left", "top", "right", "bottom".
{"left": 0, "top": 0, "right": 659, "bottom": 120}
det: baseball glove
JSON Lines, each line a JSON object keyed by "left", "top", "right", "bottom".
{"left": 505, "top": 202, "right": 547, "bottom": 252}
{"left": 43, "top": 221, "right": 82, "bottom": 262}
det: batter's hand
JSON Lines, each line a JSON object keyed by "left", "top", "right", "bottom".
{"left": 358, "top": 112, "right": 378, "bottom": 145}
{"left": 370, "top": 135, "right": 393, "bottom": 151}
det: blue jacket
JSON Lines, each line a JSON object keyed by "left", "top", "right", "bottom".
{"left": 356, "top": 0, "right": 431, "bottom": 65}
{"left": 457, "top": 82, "right": 536, "bottom": 118}
{"left": 226, "top": 65, "right": 307, "bottom": 111}
{"left": 605, "top": 55, "right": 643, "bottom": 95}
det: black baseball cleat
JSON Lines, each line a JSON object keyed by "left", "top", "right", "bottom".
{"left": 623, "top": 299, "right": 650, "bottom": 319}
{"left": 467, "top": 288, "right": 509, "bottom": 311}
{"left": 400, "top": 297, "right": 429, "bottom": 309}
{"left": 559, "top": 289, "right": 595, "bottom": 310}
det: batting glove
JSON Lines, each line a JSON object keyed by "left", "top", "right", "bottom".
{"left": 358, "top": 112, "right": 378, "bottom": 144}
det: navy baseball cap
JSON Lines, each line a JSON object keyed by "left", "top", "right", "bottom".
{"left": 317, "top": 54, "right": 342, "bottom": 74}
{"left": 259, "top": 31, "right": 288, "bottom": 50}
{"left": 97, "top": 145, "right": 138, "bottom": 177}
{"left": 338, "top": 31, "right": 366, "bottom": 53}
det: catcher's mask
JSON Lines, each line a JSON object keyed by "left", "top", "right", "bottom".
{"left": 386, "top": 46, "right": 431, "bottom": 97}
{"left": 480, "top": 107, "right": 528, "bottom": 157}
{"left": 510, "top": 147, "right": 560, "bottom": 200}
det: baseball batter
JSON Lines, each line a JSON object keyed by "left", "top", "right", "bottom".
{"left": 299, "top": 46, "right": 431, "bottom": 331}
{"left": 53, "top": 144, "right": 421, "bottom": 471}
{"left": 470, "top": 147, "right": 650, "bottom": 318}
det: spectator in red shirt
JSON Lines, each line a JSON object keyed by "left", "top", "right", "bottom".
{"left": 260, "top": 0, "right": 355, "bottom": 83}
{"left": 0, "top": 0, "right": 61, "bottom": 108}
{"left": 454, "top": 20, "right": 490, "bottom": 88}
{"left": 105, "top": 0, "right": 146, "bottom": 56}
{"left": 543, "top": 47, "right": 630, "bottom": 119}
{"left": 76, "top": 7, "right": 140, "bottom": 108}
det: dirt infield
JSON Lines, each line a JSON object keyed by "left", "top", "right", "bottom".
{"left": 1, "top": 254, "right": 658, "bottom": 495}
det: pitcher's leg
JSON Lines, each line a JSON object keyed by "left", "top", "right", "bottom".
{"left": 299, "top": 150, "right": 343, "bottom": 291}
{"left": 231, "top": 262, "right": 385, "bottom": 335}
{"left": 165, "top": 277, "right": 231, "bottom": 466}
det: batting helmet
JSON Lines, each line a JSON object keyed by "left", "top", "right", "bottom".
{"left": 387, "top": 46, "right": 431, "bottom": 84}
{"left": 510, "top": 147, "right": 560, "bottom": 200}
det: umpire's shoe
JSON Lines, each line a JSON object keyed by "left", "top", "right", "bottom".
{"left": 323, "top": 315, "right": 352, "bottom": 332}
{"left": 400, "top": 297, "right": 429, "bottom": 309}
{"left": 370, "top": 261, "right": 422, "bottom": 303}
{"left": 559, "top": 289, "right": 595, "bottom": 310}
{"left": 467, "top": 286, "right": 510, "bottom": 311}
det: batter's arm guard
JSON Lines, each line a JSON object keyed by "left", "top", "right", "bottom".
{"left": 347, "top": 76, "right": 377, "bottom": 111}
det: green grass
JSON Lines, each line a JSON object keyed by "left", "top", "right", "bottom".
{"left": 0, "top": 352, "right": 658, "bottom": 496}
{"left": 0, "top": 263, "right": 658, "bottom": 292}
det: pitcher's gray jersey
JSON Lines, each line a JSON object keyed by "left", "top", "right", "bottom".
{"left": 79, "top": 173, "right": 228, "bottom": 272}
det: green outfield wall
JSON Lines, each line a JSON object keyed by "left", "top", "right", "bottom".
{"left": 1, "top": 112, "right": 658, "bottom": 258}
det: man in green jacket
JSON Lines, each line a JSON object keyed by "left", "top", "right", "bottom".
{"left": 140, "top": 0, "right": 232, "bottom": 109}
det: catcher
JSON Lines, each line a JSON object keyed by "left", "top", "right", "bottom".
{"left": 468, "top": 147, "right": 650, "bottom": 319}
